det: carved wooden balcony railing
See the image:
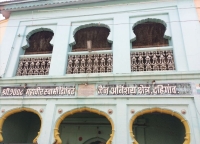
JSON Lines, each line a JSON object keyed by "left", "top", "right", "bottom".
{"left": 67, "top": 51, "right": 113, "bottom": 74}
{"left": 131, "top": 47, "right": 175, "bottom": 72}
{"left": 16, "top": 54, "right": 51, "bottom": 76}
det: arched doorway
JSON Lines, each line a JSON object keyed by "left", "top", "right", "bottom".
{"left": 83, "top": 137, "right": 106, "bottom": 144}
{"left": 54, "top": 107, "right": 114, "bottom": 144}
{"left": 130, "top": 108, "right": 190, "bottom": 144}
{"left": 0, "top": 108, "right": 42, "bottom": 143}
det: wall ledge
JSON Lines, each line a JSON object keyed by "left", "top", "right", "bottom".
{"left": 0, "top": 71, "right": 200, "bottom": 85}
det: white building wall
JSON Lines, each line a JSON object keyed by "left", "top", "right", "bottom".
{"left": 1, "top": 0, "right": 200, "bottom": 144}
{"left": 1, "top": 0, "right": 200, "bottom": 77}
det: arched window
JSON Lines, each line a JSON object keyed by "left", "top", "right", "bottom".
{"left": 72, "top": 26, "right": 111, "bottom": 52}
{"left": 24, "top": 30, "right": 54, "bottom": 54}
{"left": 132, "top": 22, "right": 168, "bottom": 48}
{"left": 130, "top": 19, "right": 175, "bottom": 72}
{"left": 16, "top": 28, "right": 54, "bottom": 76}
{"left": 67, "top": 24, "right": 113, "bottom": 74}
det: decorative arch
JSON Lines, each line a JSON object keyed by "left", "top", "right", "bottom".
{"left": 132, "top": 18, "right": 167, "bottom": 30}
{"left": 0, "top": 107, "right": 42, "bottom": 143}
{"left": 22, "top": 28, "right": 54, "bottom": 54}
{"left": 54, "top": 107, "right": 114, "bottom": 144}
{"left": 129, "top": 107, "right": 190, "bottom": 144}
{"left": 73, "top": 23, "right": 111, "bottom": 36}
{"left": 70, "top": 23, "right": 112, "bottom": 51}
{"left": 83, "top": 137, "right": 106, "bottom": 144}
{"left": 131, "top": 18, "right": 170, "bottom": 48}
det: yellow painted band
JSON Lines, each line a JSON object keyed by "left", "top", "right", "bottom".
{"left": 0, "top": 107, "right": 42, "bottom": 144}
{"left": 54, "top": 107, "right": 114, "bottom": 144}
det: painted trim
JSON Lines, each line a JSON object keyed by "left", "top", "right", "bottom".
{"left": 54, "top": 107, "right": 114, "bottom": 144}
{"left": 22, "top": 27, "right": 54, "bottom": 50}
{"left": 129, "top": 107, "right": 190, "bottom": 144}
{"left": 0, "top": 107, "right": 42, "bottom": 143}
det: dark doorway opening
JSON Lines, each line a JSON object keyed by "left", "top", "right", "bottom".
{"left": 133, "top": 113, "right": 185, "bottom": 144}
{"left": 59, "top": 111, "right": 111, "bottom": 144}
{"left": 2, "top": 111, "right": 41, "bottom": 143}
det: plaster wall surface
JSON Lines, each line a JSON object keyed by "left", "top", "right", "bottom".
{"left": 0, "top": 19, "right": 8, "bottom": 76}
{"left": 0, "top": 19, "right": 8, "bottom": 45}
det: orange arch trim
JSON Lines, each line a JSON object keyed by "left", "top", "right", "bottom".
{"left": 0, "top": 107, "right": 42, "bottom": 143}
{"left": 54, "top": 107, "right": 115, "bottom": 144}
{"left": 129, "top": 107, "right": 190, "bottom": 144}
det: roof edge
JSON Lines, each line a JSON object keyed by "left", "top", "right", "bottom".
{"left": 0, "top": 0, "right": 111, "bottom": 12}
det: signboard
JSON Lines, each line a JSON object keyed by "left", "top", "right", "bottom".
{"left": 1, "top": 86, "right": 75, "bottom": 96}
{"left": 0, "top": 83, "right": 192, "bottom": 97}
{"left": 78, "top": 85, "right": 96, "bottom": 96}
{"left": 97, "top": 83, "right": 192, "bottom": 96}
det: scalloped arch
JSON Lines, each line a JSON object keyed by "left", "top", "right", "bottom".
{"left": 132, "top": 18, "right": 167, "bottom": 30}
{"left": 0, "top": 107, "right": 42, "bottom": 143}
{"left": 129, "top": 107, "right": 190, "bottom": 144}
{"left": 54, "top": 107, "right": 114, "bottom": 144}
{"left": 22, "top": 28, "right": 54, "bottom": 50}
{"left": 83, "top": 137, "right": 106, "bottom": 144}
{"left": 73, "top": 23, "right": 111, "bottom": 36}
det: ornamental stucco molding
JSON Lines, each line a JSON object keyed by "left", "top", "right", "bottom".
{"left": 0, "top": 71, "right": 200, "bottom": 86}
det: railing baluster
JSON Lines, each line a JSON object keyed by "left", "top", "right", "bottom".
{"left": 67, "top": 52, "right": 113, "bottom": 74}
{"left": 130, "top": 50, "right": 175, "bottom": 72}
{"left": 16, "top": 54, "right": 51, "bottom": 76}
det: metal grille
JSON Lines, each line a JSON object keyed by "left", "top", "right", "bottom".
{"left": 130, "top": 50, "right": 175, "bottom": 71}
{"left": 16, "top": 57, "right": 51, "bottom": 76}
{"left": 67, "top": 54, "right": 113, "bottom": 74}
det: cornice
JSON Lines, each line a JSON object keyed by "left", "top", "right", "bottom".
{"left": 0, "top": 71, "right": 200, "bottom": 86}
{"left": 0, "top": 0, "right": 111, "bottom": 18}
{"left": 0, "top": 0, "right": 111, "bottom": 11}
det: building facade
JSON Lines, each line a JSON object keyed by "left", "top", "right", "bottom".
{"left": 0, "top": 0, "right": 200, "bottom": 144}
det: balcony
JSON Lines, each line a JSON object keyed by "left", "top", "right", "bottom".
{"left": 16, "top": 54, "right": 51, "bottom": 76}
{"left": 66, "top": 50, "right": 113, "bottom": 74}
{"left": 130, "top": 46, "right": 175, "bottom": 72}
